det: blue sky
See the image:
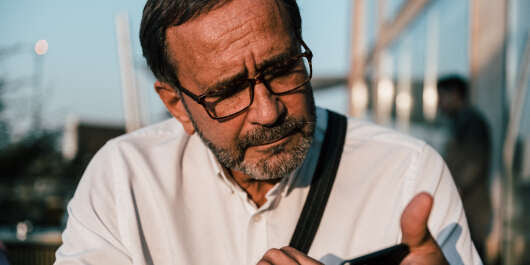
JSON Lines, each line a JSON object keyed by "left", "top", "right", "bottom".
{"left": 0, "top": 0, "right": 471, "bottom": 131}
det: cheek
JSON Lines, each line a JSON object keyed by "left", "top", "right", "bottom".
{"left": 188, "top": 101, "right": 244, "bottom": 146}
{"left": 282, "top": 90, "right": 314, "bottom": 118}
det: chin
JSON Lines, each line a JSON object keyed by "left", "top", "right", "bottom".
{"left": 242, "top": 153, "right": 293, "bottom": 180}
{"left": 238, "top": 134, "right": 312, "bottom": 181}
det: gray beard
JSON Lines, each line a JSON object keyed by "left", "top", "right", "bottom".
{"left": 196, "top": 116, "right": 314, "bottom": 181}
{"left": 181, "top": 99, "right": 316, "bottom": 181}
{"left": 206, "top": 119, "right": 314, "bottom": 180}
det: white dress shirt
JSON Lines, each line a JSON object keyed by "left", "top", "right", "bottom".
{"left": 55, "top": 107, "right": 481, "bottom": 265}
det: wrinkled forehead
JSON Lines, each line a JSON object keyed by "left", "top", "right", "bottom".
{"left": 172, "top": 0, "right": 288, "bottom": 47}
{"left": 165, "top": 0, "right": 295, "bottom": 87}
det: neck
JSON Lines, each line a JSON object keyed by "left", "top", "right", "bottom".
{"left": 227, "top": 168, "right": 281, "bottom": 208}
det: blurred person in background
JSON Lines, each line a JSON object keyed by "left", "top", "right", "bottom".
{"left": 437, "top": 75, "right": 492, "bottom": 260}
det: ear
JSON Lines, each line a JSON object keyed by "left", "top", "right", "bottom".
{"left": 155, "top": 81, "right": 195, "bottom": 135}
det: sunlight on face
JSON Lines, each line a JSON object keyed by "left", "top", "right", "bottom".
{"left": 166, "top": 0, "right": 316, "bottom": 180}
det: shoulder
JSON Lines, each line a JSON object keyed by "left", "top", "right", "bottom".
{"left": 342, "top": 117, "right": 428, "bottom": 158}
{"left": 334, "top": 114, "right": 447, "bottom": 200}
{"left": 317, "top": 109, "right": 440, "bottom": 172}
{"left": 106, "top": 118, "right": 188, "bottom": 150}
{"left": 74, "top": 118, "right": 191, "bottom": 198}
{"left": 67, "top": 118, "right": 191, "bottom": 226}
{"left": 92, "top": 119, "right": 190, "bottom": 165}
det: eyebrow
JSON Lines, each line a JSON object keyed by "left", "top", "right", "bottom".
{"left": 256, "top": 50, "right": 296, "bottom": 73}
{"left": 203, "top": 49, "right": 297, "bottom": 94}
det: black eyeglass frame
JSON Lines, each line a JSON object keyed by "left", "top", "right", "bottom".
{"left": 176, "top": 40, "right": 313, "bottom": 121}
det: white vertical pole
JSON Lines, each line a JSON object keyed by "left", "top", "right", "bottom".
{"left": 396, "top": 43, "right": 412, "bottom": 131}
{"left": 349, "top": 0, "right": 369, "bottom": 118}
{"left": 503, "top": 33, "right": 530, "bottom": 265}
{"left": 376, "top": 51, "right": 394, "bottom": 125}
{"left": 506, "top": 0, "right": 519, "bottom": 109}
{"left": 422, "top": 10, "right": 439, "bottom": 122}
{"left": 373, "top": 0, "right": 387, "bottom": 124}
{"left": 116, "top": 12, "right": 143, "bottom": 132}
{"left": 62, "top": 114, "right": 79, "bottom": 160}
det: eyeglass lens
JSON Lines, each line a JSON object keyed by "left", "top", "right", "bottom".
{"left": 205, "top": 56, "right": 311, "bottom": 118}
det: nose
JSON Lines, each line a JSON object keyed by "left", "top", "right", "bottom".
{"left": 246, "top": 83, "right": 285, "bottom": 126}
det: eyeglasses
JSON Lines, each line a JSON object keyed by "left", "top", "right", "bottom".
{"left": 177, "top": 40, "right": 313, "bottom": 121}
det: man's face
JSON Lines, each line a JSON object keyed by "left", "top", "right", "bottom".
{"left": 437, "top": 88, "right": 461, "bottom": 116}
{"left": 163, "top": 0, "right": 316, "bottom": 180}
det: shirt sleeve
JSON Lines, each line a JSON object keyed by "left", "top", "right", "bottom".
{"left": 54, "top": 143, "right": 132, "bottom": 265}
{"left": 411, "top": 144, "right": 483, "bottom": 265}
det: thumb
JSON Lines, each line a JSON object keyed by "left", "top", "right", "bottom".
{"left": 401, "top": 192, "right": 434, "bottom": 247}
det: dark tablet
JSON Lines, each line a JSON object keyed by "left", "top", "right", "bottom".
{"left": 340, "top": 244, "right": 410, "bottom": 265}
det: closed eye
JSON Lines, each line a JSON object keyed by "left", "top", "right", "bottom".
{"left": 205, "top": 79, "right": 249, "bottom": 98}
{"left": 264, "top": 57, "right": 301, "bottom": 76}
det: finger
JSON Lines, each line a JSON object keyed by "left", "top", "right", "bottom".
{"left": 260, "top": 248, "right": 300, "bottom": 265}
{"left": 400, "top": 192, "right": 434, "bottom": 247}
{"left": 280, "top": 247, "right": 322, "bottom": 264}
{"left": 256, "top": 259, "right": 273, "bottom": 265}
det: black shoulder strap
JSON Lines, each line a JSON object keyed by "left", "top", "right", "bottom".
{"left": 289, "top": 110, "right": 348, "bottom": 254}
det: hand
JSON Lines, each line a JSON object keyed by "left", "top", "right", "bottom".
{"left": 257, "top": 246, "right": 323, "bottom": 265}
{"left": 400, "top": 192, "right": 449, "bottom": 265}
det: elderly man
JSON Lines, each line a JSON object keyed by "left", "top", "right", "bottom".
{"left": 55, "top": 0, "right": 481, "bottom": 264}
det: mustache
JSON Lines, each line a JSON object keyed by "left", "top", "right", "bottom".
{"left": 238, "top": 117, "right": 313, "bottom": 149}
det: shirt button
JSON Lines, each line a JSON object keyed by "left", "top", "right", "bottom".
{"left": 252, "top": 215, "right": 262, "bottom": 222}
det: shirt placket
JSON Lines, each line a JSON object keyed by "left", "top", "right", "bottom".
{"left": 246, "top": 210, "right": 268, "bottom": 264}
